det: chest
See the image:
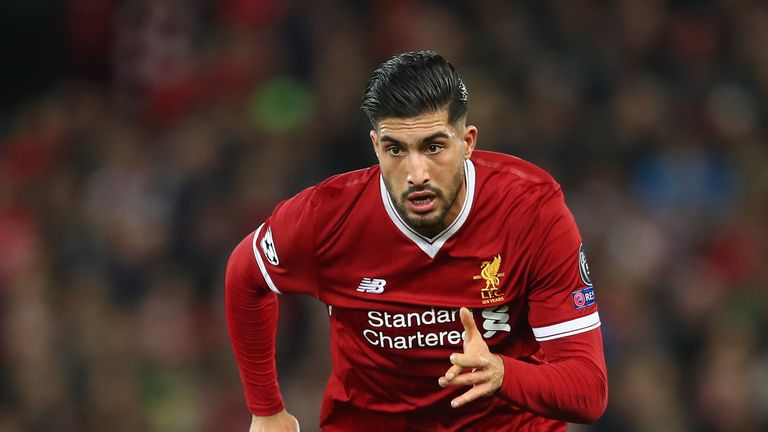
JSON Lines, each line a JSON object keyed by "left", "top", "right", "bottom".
{"left": 314, "top": 212, "right": 537, "bottom": 328}
{"left": 311, "top": 185, "right": 540, "bottom": 359}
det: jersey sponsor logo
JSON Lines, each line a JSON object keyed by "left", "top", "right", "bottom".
{"left": 357, "top": 278, "right": 387, "bottom": 294}
{"left": 572, "top": 286, "right": 596, "bottom": 310}
{"left": 481, "top": 305, "right": 511, "bottom": 338}
{"left": 473, "top": 254, "right": 505, "bottom": 304}
{"left": 578, "top": 243, "right": 592, "bottom": 286}
{"left": 260, "top": 227, "right": 280, "bottom": 265}
{"left": 363, "top": 308, "right": 463, "bottom": 349}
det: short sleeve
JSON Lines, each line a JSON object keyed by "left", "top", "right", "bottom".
{"left": 526, "top": 188, "right": 600, "bottom": 342}
{"left": 252, "top": 186, "right": 319, "bottom": 297}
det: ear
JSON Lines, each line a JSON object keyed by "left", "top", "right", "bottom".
{"left": 462, "top": 125, "right": 478, "bottom": 159}
{"left": 370, "top": 130, "right": 380, "bottom": 160}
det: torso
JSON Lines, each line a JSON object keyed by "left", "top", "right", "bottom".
{"left": 301, "top": 151, "right": 565, "bottom": 430}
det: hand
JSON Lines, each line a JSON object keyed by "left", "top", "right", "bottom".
{"left": 438, "top": 307, "right": 505, "bottom": 408}
{"left": 249, "top": 410, "right": 300, "bottom": 432}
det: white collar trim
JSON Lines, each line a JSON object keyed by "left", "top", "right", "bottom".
{"left": 379, "top": 159, "right": 476, "bottom": 259}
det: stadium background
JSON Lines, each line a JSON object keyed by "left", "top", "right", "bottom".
{"left": 1, "top": 0, "right": 767, "bottom": 431}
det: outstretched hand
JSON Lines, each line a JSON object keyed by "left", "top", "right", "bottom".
{"left": 438, "top": 307, "right": 505, "bottom": 408}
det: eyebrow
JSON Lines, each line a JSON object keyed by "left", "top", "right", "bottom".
{"left": 380, "top": 131, "right": 452, "bottom": 145}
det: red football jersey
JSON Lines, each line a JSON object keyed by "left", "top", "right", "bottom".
{"left": 226, "top": 151, "right": 607, "bottom": 431}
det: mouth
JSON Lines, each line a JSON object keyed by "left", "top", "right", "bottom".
{"left": 406, "top": 191, "right": 437, "bottom": 214}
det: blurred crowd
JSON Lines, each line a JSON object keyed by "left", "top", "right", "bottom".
{"left": 1, "top": 0, "right": 767, "bottom": 431}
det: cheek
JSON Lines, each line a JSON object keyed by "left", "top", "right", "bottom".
{"left": 435, "top": 158, "right": 461, "bottom": 184}
{"left": 442, "top": 166, "right": 464, "bottom": 195}
{"left": 381, "top": 161, "right": 406, "bottom": 180}
{"left": 380, "top": 164, "right": 406, "bottom": 191}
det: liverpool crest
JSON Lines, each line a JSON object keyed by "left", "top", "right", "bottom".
{"left": 473, "top": 255, "right": 505, "bottom": 304}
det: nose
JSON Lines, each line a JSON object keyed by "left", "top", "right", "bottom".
{"left": 406, "top": 153, "right": 430, "bottom": 186}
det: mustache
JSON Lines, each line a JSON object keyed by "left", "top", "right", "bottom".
{"left": 401, "top": 184, "right": 444, "bottom": 200}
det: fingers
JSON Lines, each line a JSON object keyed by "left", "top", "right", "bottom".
{"left": 440, "top": 368, "right": 497, "bottom": 408}
{"left": 450, "top": 384, "right": 495, "bottom": 408}
{"left": 439, "top": 368, "right": 491, "bottom": 388}
{"left": 439, "top": 352, "right": 487, "bottom": 384}
{"left": 438, "top": 307, "right": 503, "bottom": 409}
{"left": 438, "top": 308, "right": 491, "bottom": 389}
{"left": 439, "top": 353, "right": 489, "bottom": 386}
{"left": 450, "top": 352, "right": 490, "bottom": 369}
{"left": 443, "top": 363, "right": 463, "bottom": 381}
{"left": 459, "top": 307, "right": 480, "bottom": 342}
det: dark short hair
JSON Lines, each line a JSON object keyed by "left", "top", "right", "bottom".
{"left": 361, "top": 51, "right": 468, "bottom": 128}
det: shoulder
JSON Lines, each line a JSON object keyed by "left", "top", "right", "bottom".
{"left": 471, "top": 150, "right": 561, "bottom": 201}
{"left": 274, "top": 165, "right": 380, "bottom": 213}
{"left": 267, "top": 165, "right": 380, "bottom": 244}
{"left": 312, "top": 165, "right": 380, "bottom": 201}
{"left": 225, "top": 231, "right": 260, "bottom": 289}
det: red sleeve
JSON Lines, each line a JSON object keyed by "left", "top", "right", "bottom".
{"left": 253, "top": 187, "right": 319, "bottom": 297}
{"left": 225, "top": 232, "right": 284, "bottom": 415}
{"left": 526, "top": 187, "right": 596, "bottom": 330}
{"left": 496, "top": 186, "right": 607, "bottom": 423}
{"left": 497, "top": 329, "right": 608, "bottom": 423}
{"left": 225, "top": 188, "right": 320, "bottom": 416}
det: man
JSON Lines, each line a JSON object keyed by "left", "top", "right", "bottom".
{"left": 226, "top": 51, "right": 607, "bottom": 431}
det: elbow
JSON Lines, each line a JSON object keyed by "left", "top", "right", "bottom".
{"left": 571, "top": 398, "right": 607, "bottom": 424}
{"left": 570, "top": 367, "right": 608, "bottom": 424}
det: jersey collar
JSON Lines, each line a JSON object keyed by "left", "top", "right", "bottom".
{"left": 379, "top": 159, "right": 476, "bottom": 259}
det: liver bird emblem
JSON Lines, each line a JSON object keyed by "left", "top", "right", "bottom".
{"left": 480, "top": 255, "right": 502, "bottom": 290}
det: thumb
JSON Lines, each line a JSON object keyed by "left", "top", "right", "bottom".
{"left": 459, "top": 307, "right": 480, "bottom": 343}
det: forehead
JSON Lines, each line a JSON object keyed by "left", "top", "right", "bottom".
{"left": 376, "top": 110, "right": 457, "bottom": 141}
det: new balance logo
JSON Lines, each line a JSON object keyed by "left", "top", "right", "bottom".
{"left": 356, "top": 278, "right": 387, "bottom": 294}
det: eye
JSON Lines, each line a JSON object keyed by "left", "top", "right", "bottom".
{"left": 386, "top": 146, "right": 404, "bottom": 156}
{"left": 425, "top": 143, "right": 444, "bottom": 154}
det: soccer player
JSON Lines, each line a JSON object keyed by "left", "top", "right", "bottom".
{"left": 226, "top": 51, "right": 608, "bottom": 431}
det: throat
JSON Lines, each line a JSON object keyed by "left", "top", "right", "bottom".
{"left": 413, "top": 224, "right": 445, "bottom": 239}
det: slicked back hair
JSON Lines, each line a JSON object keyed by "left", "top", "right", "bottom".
{"left": 361, "top": 51, "right": 468, "bottom": 128}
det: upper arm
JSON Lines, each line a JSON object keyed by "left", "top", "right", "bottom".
{"left": 249, "top": 187, "right": 320, "bottom": 297}
{"left": 526, "top": 188, "right": 601, "bottom": 345}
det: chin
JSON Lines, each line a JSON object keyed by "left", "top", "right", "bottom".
{"left": 393, "top": 200, "right": 448, "bottom": 234}
{"left": 405, "top": 213, "right": 444, "bottom": 230}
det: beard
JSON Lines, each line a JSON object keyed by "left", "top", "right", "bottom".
{"left": 386, "top": 163, "right": 465, "bottom": 237}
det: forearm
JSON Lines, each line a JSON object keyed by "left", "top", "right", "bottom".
{"left": 225, "top": 236, "right": 284, "bottom": 415}
{"left": 496, "top": 331, "right": 608, "bottom": 423}
{"left": 226, "top": 289, "right": 284, "bottom": 415}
